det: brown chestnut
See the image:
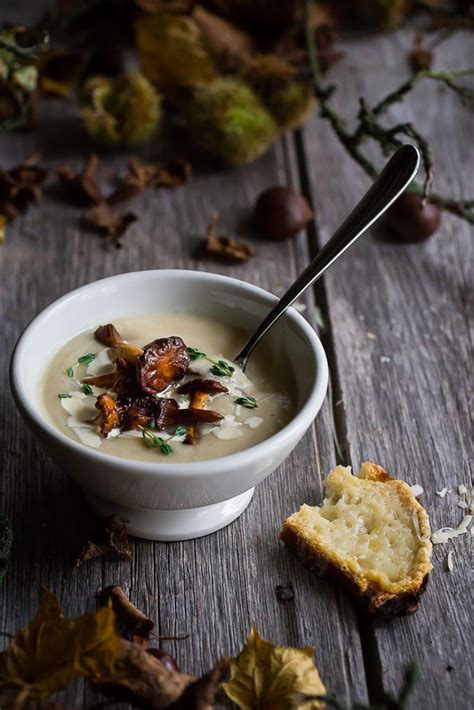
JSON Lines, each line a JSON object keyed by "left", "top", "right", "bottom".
{"left": 255, "top": 186, "right": 313, "bottom": 241}
{"left": 384, "top": 192, "right": 441, "bottom": 242}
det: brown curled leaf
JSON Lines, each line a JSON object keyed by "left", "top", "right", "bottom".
{"left": 56, "top": 153, "right": 103, "bottom": 205}
{"left": 95, "top": 323, "right": 125, "bottom": 347}
{"left": 206, "top": 212, "right": 255, "bottom": 262}
{"left": 0, "top": 155, "right": 48, "bottom": 220}
{"left": 91, "top": 638, "right": 194, "bottom": 707}
{"left": 85, "top": 201, "right": 138, "bottom": 248}
{"left": 94, "top": 392, "right": 122, "bottom": 436}
{"left": 136, "top": 336, "right": 190, "bottom": 394}
{"left": 169, "top": 656, "right": 231, "bottom": 709}
{"left": 75, "top": 514, "right": 132, "bottom": 566}
{"left": 107, "top": 157, "right": 192, "bottom": 205}
{"left": 97, "top": 585, "right": 154, "bottom": 648}
{"left": 107, "top": 157, "right": 157, "bottom": 205}
{"left": 152, "top": 159, "right": 192, "bottom": 188}
{"left": 409, "top": 32, "right": 433, "bottom": 72}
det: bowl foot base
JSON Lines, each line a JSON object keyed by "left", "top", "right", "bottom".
{"left": 82, "top": 487, "right": 255, "bottom": 541}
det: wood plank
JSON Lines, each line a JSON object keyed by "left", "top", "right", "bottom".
{"left": 0, "top": 26, "right": 367, "bottom": 709}
{"left": 300, "top": 26, "right": 473, "bottom": 708}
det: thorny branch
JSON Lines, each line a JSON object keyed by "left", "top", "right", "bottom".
{"left": 303, "top": 0, "right": 474, "bottom": 224}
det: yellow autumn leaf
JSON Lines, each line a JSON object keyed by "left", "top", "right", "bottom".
{"left": 222, "top": 626, "right": 326, "bottom": 710}
{"left": 0, "top": 588, "right": 122, "bottom": 704}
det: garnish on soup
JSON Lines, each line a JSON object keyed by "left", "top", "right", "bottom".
{"left": 45, "top": 314, "right": 294, "bottom": 462}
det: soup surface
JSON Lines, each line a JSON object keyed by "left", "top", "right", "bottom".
{"left": 41, "top": 313, "right": 295, "bottom": 463}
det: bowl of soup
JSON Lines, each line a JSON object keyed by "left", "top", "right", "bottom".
{"left": 10, "top": 270, "right": 328, "bottom": 540}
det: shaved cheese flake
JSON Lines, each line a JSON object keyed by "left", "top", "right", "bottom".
{"left": 457, "top": 500, "right": 468, "bottom": 510}
{"left": 458, "top": 484, "right": 467, "bottom": 495}
{"left": 446, "top": 551, "right": 454, "bottom": 573}
{"left": 436, "top": 487, "right": 448, "bottom": 498}
{"left": 74, "top": 427, "right": 102, "bottom": 448}
{"left": 432, "top": 515, "right": 472, "bottom": 544}
{"left": 411, "top": 484, "right": 424, "bottom": 497}
{"left": 245, "top": 416, "right": 264, "bottom": 430}
{"left": 86, "top": 347, "right": 114, "bottom": 376}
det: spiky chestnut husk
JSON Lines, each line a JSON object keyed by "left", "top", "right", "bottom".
{"left": 333, "top": 0, "right": 408, "bottom": 29}
{"left": 81, "top": 71, "right": 161, "bottom": 146}
{"left": 241, "top": 54, "right": 315, "bottom": 132}
{"left": 186, "top": 78, "right": 278, "bottom": 165}
{"left": 135, "top": 13, "right": 215, "bottom": 101}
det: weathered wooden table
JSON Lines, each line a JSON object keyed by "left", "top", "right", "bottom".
{"left": 1, "top": 5, "right": 472, "bottom": 708}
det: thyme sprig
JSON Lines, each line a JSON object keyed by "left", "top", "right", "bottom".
{"left": 140, "top": 427, "right": 173, "bottom": 456}
{"left": 187, "top": 347, "right": 235, "bottom": 378}
{"left": 303, "top": 0, "right": 474, "bottom": 223}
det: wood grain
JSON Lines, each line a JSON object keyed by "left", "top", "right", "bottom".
{"left": 300, "top": 27, "right": 473, "bottom": 709}
{"left": 0, "top": 48, "right": 366, "bottom": 710}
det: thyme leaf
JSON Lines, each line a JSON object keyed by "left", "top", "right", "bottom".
{"left": 58, "top": 393, "right": 72, "bottom": 399}
{"left": 66, "top": 367, "right": 74, "bottom": 378}
{"left": 210, "top": 359, "right": 235, "bottom": 377}
{"left": 234, "top": 395, "right": 257, "bottom": 409}
{"left": 187, "top": 346, "right": 206, "bottom": 360}
{"left": 82, "top": 383, "right": 94, "bottom": 396}
{"left": 78, "top": 353, "right": 97, "bottom": 365}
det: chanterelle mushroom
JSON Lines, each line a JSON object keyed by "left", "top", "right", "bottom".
{"left": 136, "top": 336, "right": 190, "bottom": 394}
{"left": 177, "top": 378, "right": 228, "bottom": 444}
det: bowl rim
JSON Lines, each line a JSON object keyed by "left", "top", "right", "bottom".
{"left": 10, "top": 269, "right": 329, "bottom": 476}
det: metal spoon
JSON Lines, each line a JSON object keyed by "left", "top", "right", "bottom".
{"left": 234, "top": 144, "right": 420, "bottom": 371}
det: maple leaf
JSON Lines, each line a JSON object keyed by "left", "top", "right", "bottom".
{"left": 0, "top": 588, "right": 121, "bottom": 706}
{"left": 222, "top": 626, "right": 326, "bottom": 710}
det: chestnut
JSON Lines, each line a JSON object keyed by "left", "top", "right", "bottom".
{"left": 255, "top": 186, "right": 313, "bottom": 241}
{"left": 384, "top": 192, "right": 441, "bottom": 242}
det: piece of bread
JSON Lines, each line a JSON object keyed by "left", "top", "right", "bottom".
{"left": 280, "top": 462, "right": 432, "bottom": 616}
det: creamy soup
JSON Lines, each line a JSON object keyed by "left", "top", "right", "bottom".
{"left": 41, "top": 313, "right": 295, "bottom": 463}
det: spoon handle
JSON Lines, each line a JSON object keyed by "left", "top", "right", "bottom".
{"left": 235, "top": 144, "right": 420, "bottom": 370}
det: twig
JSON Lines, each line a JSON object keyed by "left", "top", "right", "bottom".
{"left": 302, "top": 0, "right": 474, "bottom": 223}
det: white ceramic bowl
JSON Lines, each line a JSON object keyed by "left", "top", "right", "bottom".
{"left": 10, "top": 270, "right": 328, "bottom": 541}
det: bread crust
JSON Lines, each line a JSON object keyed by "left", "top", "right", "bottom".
{"left": 280, "top": 462, "right": 432, "bottom": 616}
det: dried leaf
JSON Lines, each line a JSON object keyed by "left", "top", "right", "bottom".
{"left": 169, "top": 657, "right": 230, "bottom": 709}
{"left": 91, "top": 638, "right": 194, "bottom": 707}
{"left": 152, "top": 159, "right": 192, "bottom": 188}
{"left": 0, "top": 588, "right": 121, "bottom": 704}
{"left": 222, "top": 626, "right": 326, "bottom": 710}
{"left": 97, "top": 585, "right": 154, "bottom": 648}
{"left": 75, "top": 515, "right": 132, "bottom": 566}
{"left": 56, "top": 154, "right": 102, "bottom": 205}
{"left": 409, "top": 33, "right": 433, "bottom": 72}
{"left": 85, "top": 202, "right": 138, "bottom": 247}
{"left": 0, "top": 155, "right": 48, "bottom": 221}
{"left": 314, "top": 26, "right": 344, "bottom": 74}
{"left": 205, "top": 212, "right": 255, "bottom": 261}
